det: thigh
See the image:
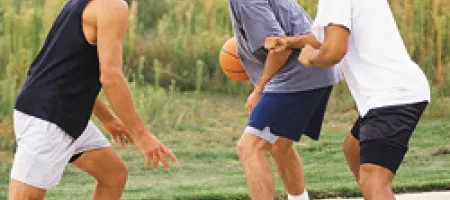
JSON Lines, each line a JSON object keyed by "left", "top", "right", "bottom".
{"left": 360, "top": 163, "right": 394, "bottom": 185}
{"left": 8, "top": 179, "right": 46, "bottom": 200}
{"left": 72, "top": 147, "right": 126, "bottom": 183}
{"left": 248, "top": 86, "right": 332, "bottom": 142}
{"left": 270, "top": 137, "right": 294, "bottom": 154}
{"left": 358, "top": 102, "right": 427, "bottom": 143}
{"left": 358, "top": 102, "right": 428, "bottom": 172}
{"left": 11, "top": 110, "right": 75, "bottom": 189}
{"left": 360, "top": 139, "right": 407, "bottom": 174}
{"left": 70, "top": 121, "right": 111, "bottom": 162}
{"left": 237, "top": 132, "right": 272, "bottom": 156}
{"left": 303, "top": 86, "right": 333, "bottom": 140}
{"left": 74, "top": 121, "right": 111, "bottom": 153}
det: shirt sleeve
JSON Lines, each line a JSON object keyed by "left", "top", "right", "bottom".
{"left": 313, "top": 0, "right": 352, "bottom": 31}
{"left": 240, "top": 1, "right": 285, "bottom": 55}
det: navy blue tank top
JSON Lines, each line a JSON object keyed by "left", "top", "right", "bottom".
{"left": 15, "top": 0, "right": 101, "bottom": 139}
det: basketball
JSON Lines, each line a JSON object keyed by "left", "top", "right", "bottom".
{"left": 219, "top": 38, "right": 250, "bottom": 82}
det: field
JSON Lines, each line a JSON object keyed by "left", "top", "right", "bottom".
{"left": 1, "top": 0, "right": 450, "bottom": 199}
{"left": 0, "top": 91, "right": 449, "bottom": 200}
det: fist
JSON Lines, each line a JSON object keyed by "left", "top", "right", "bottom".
{"left": 265, "top": 36, "right": 287, "bottom": 52}
{"left": 298, "top": 44, "right": 316, "bottom": 67}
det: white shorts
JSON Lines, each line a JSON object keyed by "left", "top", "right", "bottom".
{"left": 10, "top": 110, "right": 111, "bottom": 189}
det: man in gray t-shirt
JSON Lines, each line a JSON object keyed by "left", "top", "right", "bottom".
{"left": 228, "top": 0, "right": 340, "bottom": 200}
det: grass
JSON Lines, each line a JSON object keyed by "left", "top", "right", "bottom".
{"left": 0, "top": 92, "right": 449, "bottom": 200}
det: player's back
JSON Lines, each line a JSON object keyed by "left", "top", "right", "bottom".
{"left": 15, "top": 0, "right": 101, "bottom": 139}
{"left": 228, "top": 0, "right": 341, "bottom": 93}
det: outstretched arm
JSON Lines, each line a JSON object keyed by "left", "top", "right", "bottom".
{"left": 267, "top": 25, "right": 349, "bottom": 68}
{"left": 93, "top": 97, "right": 133, "bottom": 148}
{"left": 265, "top": 34, "right": 322, "bottom": 50}
{"left": 96, "top": 0, "right": 144, "bottom": 137}
{"left": 96, "top": 0, "right": 176, "bottom": 169}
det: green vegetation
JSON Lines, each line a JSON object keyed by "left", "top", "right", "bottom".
{"left": 0, "top": 0, "right": 449, "bottom": 199}
{"left": 1, "top": 0, "right": 449, "bottom": 116}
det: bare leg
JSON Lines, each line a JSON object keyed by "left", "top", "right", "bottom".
{"left": 237, "top": 133, "right": 274, "bottom": 200}
{"left": 8, "top": 180, "right": 46, "bottom": 200}
{"left": 270, "top": 138, "right": 306, "bottom": 195}
{"left": 72, "top": 147, "right": 128, "bottom": 200}
{"left": 359, "top": 164, "right": 395, "bottom": 200}
{"left": 343, "top": 134, "right": 360, "bottom": 180}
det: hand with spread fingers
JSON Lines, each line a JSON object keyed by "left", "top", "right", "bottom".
{"left": 102, "top": 117, "right": 134, "bottom": 148}
{"left": 135, "top": 133, "right": 177, "bottom": 170}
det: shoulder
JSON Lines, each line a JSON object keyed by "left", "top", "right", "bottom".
{"left": 91, "top": 0, "right": 129, "bottom": 17}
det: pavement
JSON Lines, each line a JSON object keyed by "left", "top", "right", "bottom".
{"left": 319, "top": 191, "right": 450, "bottom": 200}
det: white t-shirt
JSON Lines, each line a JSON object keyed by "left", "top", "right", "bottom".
{"left": 312, "top": 0, "right": 430, "bottom": 117}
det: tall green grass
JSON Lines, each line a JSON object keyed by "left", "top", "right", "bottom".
{"left": 136, "top": 0, "right": 449, "bottom": 93}
{"left": 1, "top": 0, "right": 449, "bottom": 114}
{"left": 0, "top": 0, "right": 449, "bottom": 150}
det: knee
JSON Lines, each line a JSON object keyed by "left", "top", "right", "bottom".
{"left": 358, "top": 176, "right": 382, "bottom": 199}
{"left": 115, "top": 162, "right": 128, "bottom": 185}
{"left": 358, "top": 165, "right": 393, "bottom": 197}
{"left": 270, "top": 141, "right": 293, "bottom": 157}
{"left": 102, "top": 162, "right": 128, "bottom": 187}
{"left": 236, "top": 134, "right": 270, "bottom": 160}
{"left": 236, "top": 139, "right": 253, "bottom": 159}
{"left": 357, "top": 177, "right": 370, "bottom": 193}
{"left": 236, "top": 140, "right": 245, "bottom": 158}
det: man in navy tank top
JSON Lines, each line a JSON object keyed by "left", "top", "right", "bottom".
{"left": 9, "top": 0, "right": 176, "bottom": 199}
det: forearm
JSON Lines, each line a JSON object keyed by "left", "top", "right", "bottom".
{"left": 286, "top": 34, "right": 321, "bottom": 49}
{"left": 309, "top": 45, "right": 342, "bottom": 68}
{"left": 255, "top": 49, "right": 292, "bottom": 92}
{"left": 308, "top": 25, "right": 350, "bottom": 68}
{"left": 102, "top": 72, "right": 147, "bottom": 137}
{"left": 93, "top": 97, "right": 115, "bottom": 123}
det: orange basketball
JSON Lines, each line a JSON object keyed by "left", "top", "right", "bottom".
{"left": 219, "top": 38, "right": 250, "bottom": 82}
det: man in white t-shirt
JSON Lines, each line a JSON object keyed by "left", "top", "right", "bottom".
{"left": 266, "top": 0, "right": 430, "bottom": 199}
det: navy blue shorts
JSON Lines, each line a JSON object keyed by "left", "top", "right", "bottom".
{"left": 247, "top": 86, "right": 333, "bottom": 142}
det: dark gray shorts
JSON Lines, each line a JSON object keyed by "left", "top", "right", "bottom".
{"left": 351, "top": 101, "right": 428, "bottom": 173}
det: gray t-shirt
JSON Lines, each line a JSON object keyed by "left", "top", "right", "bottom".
{"left": 228, "top": 0, "right": 341, "bottom": 93}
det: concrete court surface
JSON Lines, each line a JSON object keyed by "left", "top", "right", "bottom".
{"left": 319, "top": 191, "right": 450, "bottom": 200}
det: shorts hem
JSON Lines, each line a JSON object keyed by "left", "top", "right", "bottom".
{"left": 245, "top": 126, "right": 279, "bottom": 144}
{"left": 9, "top": 176, "right": 56, "bottom": 190}
{"left": 360, "top": 140, "right": 407, "bottom": 174}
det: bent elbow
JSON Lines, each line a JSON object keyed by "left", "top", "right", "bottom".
{"left": 317, "top": 42, "right": 347, "bottom": 68}
{"left": 327, "top": 55, "right": 344, "bottom": 67}
{"left": 321, "top": 50, "right": 345, "bottom": 68}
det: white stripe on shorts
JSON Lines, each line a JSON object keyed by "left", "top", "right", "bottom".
{"left": 245, "top": 126, "right": 279, "bottom": 144}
